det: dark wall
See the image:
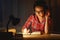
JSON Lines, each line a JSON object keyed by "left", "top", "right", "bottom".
{"left": 0, "top": 0, "right": 35, "bottom": 32}
{"left": 0, "top": 0, "right": 2, "bottom": 27}
{"left": 0, "top": 0, "right": 60, "bottom": 33}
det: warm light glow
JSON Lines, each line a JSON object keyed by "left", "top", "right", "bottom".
{"left": 8, "top": 28, "right": 16, "bottom": 35}
{"left": 22, "top": 32, "right": 41, "bottom": 38}
{"left": 22, "top": 28, "right": 41, "bottom": 38}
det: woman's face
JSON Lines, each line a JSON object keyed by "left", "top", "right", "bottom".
{"left": 35, "top": 6, "right": 44, "bottom": 17}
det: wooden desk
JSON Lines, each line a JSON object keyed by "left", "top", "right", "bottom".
{"left": 15, "top": 33, "right": 60, "bottom": 40}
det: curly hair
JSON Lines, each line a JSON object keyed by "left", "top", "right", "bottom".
{"left": 33, "top": 0, "right": 48, "bottom": 13}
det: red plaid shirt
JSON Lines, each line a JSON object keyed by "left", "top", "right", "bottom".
{"left": 23, "top": 15, "right": 52, "bottom": 32}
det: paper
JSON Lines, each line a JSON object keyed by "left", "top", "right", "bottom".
{"left": 31, "top": 32, "right": 41, "bottom": 35}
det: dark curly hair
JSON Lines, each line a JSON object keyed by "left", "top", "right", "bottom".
{"left": 33, "top": 0, "right": 48, "bottom": 14}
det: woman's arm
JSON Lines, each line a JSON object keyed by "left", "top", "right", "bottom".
{"left": 45, "top": 16, "right": 49, "bottom": 34}
{"left": 22, "top": 15, "right": 33, "bottom": 33}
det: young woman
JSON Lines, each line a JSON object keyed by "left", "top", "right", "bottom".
{"left": 22, "top": 0, "right": 52, "bottom": 34}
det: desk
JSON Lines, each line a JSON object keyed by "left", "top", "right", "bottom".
{"left": 15, "top": 33, "right": 60, "bottom": 40}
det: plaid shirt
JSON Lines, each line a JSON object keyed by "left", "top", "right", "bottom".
{"left": 22, "top": 15, "right": 52, "bottom": 32}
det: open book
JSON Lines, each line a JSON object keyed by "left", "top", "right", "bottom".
{"left": 31, "top": 32, "right": 41, "bottom": 35}
{"left": 22, "top": 31, "right": 41, "bottom": 35}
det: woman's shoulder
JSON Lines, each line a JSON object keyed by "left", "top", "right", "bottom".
{"left": 28, "top": 14, "right": 35, "bottom": 20}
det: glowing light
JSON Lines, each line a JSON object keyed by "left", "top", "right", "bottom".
{"left": 22, "top": 28, "right": 42, "bottom": 38}
{"left": 8, "top": 28, "right": 16, "bottom": 35}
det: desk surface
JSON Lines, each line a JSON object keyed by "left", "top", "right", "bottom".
{"left": 16, "top": 32, "right": 60, "bottom": 38}
{"left": 23, "top": 34, "right": 60, "bottom": 38}
{"left": 15, "top": 33, "right": 60, "bottom": 40}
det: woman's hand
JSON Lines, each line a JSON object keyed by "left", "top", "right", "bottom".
{"left": 45, "top": 11, "right": 50, "bottom": 20}
{"left": 45, "top": 15, "right": 49, "bottom": 20}
{"left": 22, "top": 28, "right": 30, "bottom": 34}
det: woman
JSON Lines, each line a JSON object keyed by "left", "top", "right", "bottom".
{"left": 22, "top": 0, "right": 52, "bottom": 34}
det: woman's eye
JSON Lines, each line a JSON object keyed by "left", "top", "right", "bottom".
{"left": 36, "top": 10, "right": 44, "bottom": 13}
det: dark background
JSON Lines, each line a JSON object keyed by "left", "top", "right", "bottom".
{"left": 0, "top": 0, "right": 60, "bottom": 33}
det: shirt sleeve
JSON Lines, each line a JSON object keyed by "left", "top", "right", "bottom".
{"left": 22, "top": 15, "right": 33, "bottom": 29}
